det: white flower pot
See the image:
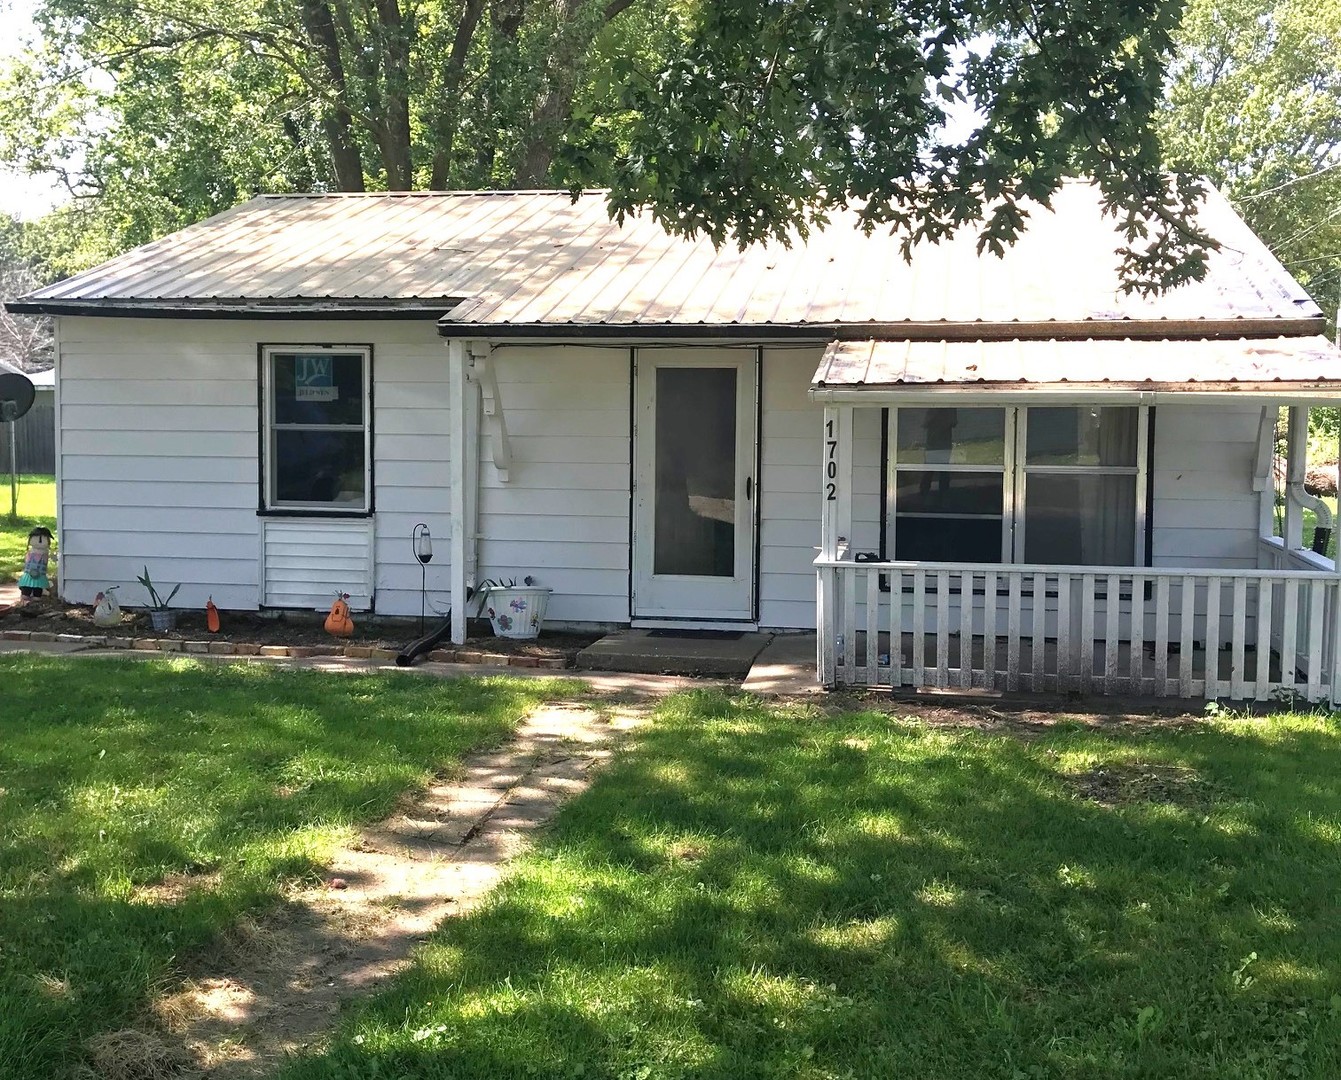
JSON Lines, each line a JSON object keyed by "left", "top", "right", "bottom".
{"left": 481, "top": 586, "right": 551, "bottom": 640}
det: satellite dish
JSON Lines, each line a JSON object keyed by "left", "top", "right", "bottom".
{"left": 0, "top": 372, "right": 35, "bottom": 422}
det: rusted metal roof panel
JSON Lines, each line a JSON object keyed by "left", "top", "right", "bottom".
{"left": 13, "top": 185, "right": 1323, "bottom": 330}
{"left": 813, "top": 336, "right": 1341, "bottom": 388}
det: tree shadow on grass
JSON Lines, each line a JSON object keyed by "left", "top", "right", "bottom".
{"left": 280, "top": 691, "right": 1341, "bottom": 1080}
{"left": 0, "top": 655, "right": 557, "bottom": 1079}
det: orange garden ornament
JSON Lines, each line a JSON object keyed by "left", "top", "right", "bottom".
{"left": 325, "top": 592, "right": 355, "bottom": 637}
{"left": 206, "top": 597, "right": 221, "bottom": 633}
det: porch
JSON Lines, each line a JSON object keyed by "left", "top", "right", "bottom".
{"left": 810, "top": 337, "right": 1341, "bottom": 703}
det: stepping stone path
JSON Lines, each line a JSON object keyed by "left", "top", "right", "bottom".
{"left": 148, "top": 701, "right": 645, "bottom": 1078}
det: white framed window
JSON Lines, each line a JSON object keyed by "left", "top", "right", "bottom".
{"left": 887, "top": 405, "right": 1148, "bottom": 566}
{"left": 262, "top": 345, "right": 372, "bottom": 513}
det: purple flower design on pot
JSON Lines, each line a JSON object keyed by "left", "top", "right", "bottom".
{"left": 509, "top": 598, "right": 528, "bottom": 613}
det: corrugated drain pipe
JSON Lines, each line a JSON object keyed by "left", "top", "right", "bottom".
{"left": 1288, "top": 482, "right": 1334, "bottom": 555}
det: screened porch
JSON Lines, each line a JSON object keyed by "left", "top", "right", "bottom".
{"left": 810, "top": 337, "right": 1341, "bottom": 703}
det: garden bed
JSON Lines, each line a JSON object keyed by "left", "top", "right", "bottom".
{"left": 0, "top": 600, "right": 599, "bottom": 666}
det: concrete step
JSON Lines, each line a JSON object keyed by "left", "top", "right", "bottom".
{"left": 575, "top": 629, "right": 772, "bottom": 677}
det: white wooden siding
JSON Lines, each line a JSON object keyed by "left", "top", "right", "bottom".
{"left": 476, "top": 345, "right": 631, "bottom": 626}
{"left": 370, "top": 349, "right": 453, "bottom": 617}
{"left": 758, "top": 346, "right": 880, "bottom": 628}
{"left": 261, "top": 518, "right": 375, "bottom": 609}
{"left": 56, "top": 318, "right": 263, "bottom": 609}
{"left": 1150, "top": 405, "right": 1261, "bottom": 568}
{"left": 55, "top": 317, "right": 453, "bottom": 615}
{"left": 56, "top": 318, "right": 1269, "bottom": 631}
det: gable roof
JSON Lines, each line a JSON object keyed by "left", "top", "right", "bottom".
{"left": 9, "top": 184, "right": 1324, "bottom": 338}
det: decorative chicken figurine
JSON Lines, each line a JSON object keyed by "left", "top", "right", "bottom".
{"left": 325, "top": 592, "right": 355, "bottom": 637}
{"left": 92, "top": 586, "right": 122, "bottom": 627}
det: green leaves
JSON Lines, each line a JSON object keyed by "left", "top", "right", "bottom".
{"left": 1159, "top": 0, "right": 1341, "bottom": 317}
{"left": 603, "top": 0, "right": 1213, "bottom": 293}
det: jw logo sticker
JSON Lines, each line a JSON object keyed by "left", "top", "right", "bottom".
{"left": 295, "top": 356, "right": 339, "bottom": 402}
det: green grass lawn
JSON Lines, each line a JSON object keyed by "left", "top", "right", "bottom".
{"left": 1, "top": 474, "right": 56, "bottom": 582}
{"left": 0, "top": 656, "right": 576, "bottom": 1079}
{"left": 278, "top": 692, "right": 1341, "bottom": 1080}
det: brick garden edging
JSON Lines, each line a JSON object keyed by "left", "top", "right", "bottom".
{"left": 0, "top": 628, "right": 570, "bottom": 669}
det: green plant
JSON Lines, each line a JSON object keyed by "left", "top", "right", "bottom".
{"left": 473, "top": 576, "right": 536, "bottom": 615}
{"left": 136, "top": 565, "right": 181, "bottom": 610}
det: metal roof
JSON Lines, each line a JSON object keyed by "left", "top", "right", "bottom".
{"left": 11, "top": 184, "right": 1323, "bottom": 334}
{"left": 813, "top": 336, "right": 1341, "bottom": 391}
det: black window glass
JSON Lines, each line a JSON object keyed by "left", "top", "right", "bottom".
{"left": 897, "top": 408, "right": 1005, "bottom": 465}
{"left": 273, "top": 353, "right": 366, "bottom": 426}
{"left": 1026, "top": 407, "right": 1137, "bottom": 467}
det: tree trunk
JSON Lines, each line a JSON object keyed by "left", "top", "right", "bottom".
{"left": 375, "top": 0, "right": 414, "bottom": 189}
{"left": 429, "top": 0, "right": 487, "bottom": 189}
{"left": 299, "top": 0, "right": 366, "bottom": 190}
{"left": 513, "top": 0, "right": 637, "bottom": 186}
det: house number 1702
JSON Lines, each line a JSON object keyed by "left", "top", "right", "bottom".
{"left": 825, "top": 418, "right": 837, "bottom": 501}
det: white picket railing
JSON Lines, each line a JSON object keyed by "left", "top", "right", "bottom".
{"left": 1258, "top": 535, "right": 1334, "bottom": 573}
{"left": 815, "top": 558, "right": 1341, "bottom": 702}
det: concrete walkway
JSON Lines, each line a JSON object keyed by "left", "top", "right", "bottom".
{"left": 144, "top": 701, "right": 647, "bottom": 1078}
{"left": 0, "top": 635, "right": 823, "bottom": 694}
{"left": 0, "top": 583, "right": 19, "bottom": 615}
{"left": 741, "top": 632, "right": 821, "bottom": 696}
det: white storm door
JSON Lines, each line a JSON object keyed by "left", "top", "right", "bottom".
{"left": 632, "top": 348, "right": 758, "bottom": 621}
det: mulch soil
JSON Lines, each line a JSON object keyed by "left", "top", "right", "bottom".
{"left": 0, "top": 599, "right": 601, "bottom": 663}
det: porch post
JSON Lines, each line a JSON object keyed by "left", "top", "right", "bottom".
{"left": 1332, "top": 409, "right": 1341, "bottom": 706}
{"left": 1284, "top": 405, "right": 1306, "bottom": 552}
{"left": 818, "top": 404, "right": 853, "bottom": 686}
{"left": 448, "top": 339, "right": 469, "bottom": 646}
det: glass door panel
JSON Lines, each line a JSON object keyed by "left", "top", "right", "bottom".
{"left": 653, "top": 367, "right": 737, "bottom": 576}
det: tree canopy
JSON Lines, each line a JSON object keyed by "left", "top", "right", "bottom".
{"left": 1159, "top": 0, "right": 1341, "bottom": 324}
{"left": 1, "top": 0, "right": 1224, "bottom": 292}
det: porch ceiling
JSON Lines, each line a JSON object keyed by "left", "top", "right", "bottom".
{"left": 810, "top": 335, "right": 1341, "bottom": 402}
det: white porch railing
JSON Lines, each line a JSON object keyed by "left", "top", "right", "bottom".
{"left": 1258, "top": 534, "right": 1334, "bottom": 574}
{"left": 815, "top": 558, "right": 1341, "bottom": 702}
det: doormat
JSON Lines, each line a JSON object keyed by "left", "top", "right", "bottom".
{"left": 646, "top": 629, "right": 746, "bottom": 641}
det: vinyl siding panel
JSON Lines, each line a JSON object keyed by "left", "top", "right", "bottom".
{"left": 1150, "top": 405, "right": 1261, "bottom": 569}
{"left": 757, "top": 346, "right": 879, "bottom": 628}
{"left": 476, "top": 345, "right": 631, "bottom": 625}
{"left": 54, "top": 317, "right": 454, "bottom": 614}
{"left": 262, "top": 519, "right": 375, "bottom": 609}
{"left": 368, "top": 332, "right": 453, "bottom": 616}
{"left": 56, "top": 318, "right": 262, "bottom": 609}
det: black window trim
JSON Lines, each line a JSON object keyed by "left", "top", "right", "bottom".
{"left": 256, "top": 343, "right": 376, "bottom": 518}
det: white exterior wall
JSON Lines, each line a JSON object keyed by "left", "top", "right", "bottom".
{"left": 477, "top": 345, "right": 632, "bottom": 625}
{"left": 55, "top": 318, "right": 1266, "bottom": 628}
{"left": 55, "top": 317, "right": 453, "bottom": 615}
{"left": 756, "top": 346, "right": 880, "bottom": 628}
{"left": 1149, "top": 404, "right": 1262, "bottom": 568}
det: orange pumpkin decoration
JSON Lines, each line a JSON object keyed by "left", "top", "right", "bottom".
{"left": 325, "top": 593, "right": 355, "bottom": 637}
{"left": 206, "top": 597, "right": 221, "bottom": 633}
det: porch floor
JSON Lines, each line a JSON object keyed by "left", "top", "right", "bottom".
{"left": 576, "top": 629, "right": 774, "bottom": 677}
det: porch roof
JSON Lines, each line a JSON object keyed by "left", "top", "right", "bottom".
{"left": 810, "top": 335, "right": 1341, "bottom": 402}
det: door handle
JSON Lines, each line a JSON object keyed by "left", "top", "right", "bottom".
{"left": 746, "top": 476, "right": 753, "bottom": 500}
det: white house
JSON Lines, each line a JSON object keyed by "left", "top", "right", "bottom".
{"left": 11, "top": 183, "right": 1341, "bottom": 700}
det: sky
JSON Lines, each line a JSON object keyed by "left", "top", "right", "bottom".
{"left": 0, "top": 0, "right": 66, "bottom": 220}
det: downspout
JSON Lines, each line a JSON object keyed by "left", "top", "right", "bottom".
{"left": 1288, "top": 482, "right": 1334, "bottom": 555}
